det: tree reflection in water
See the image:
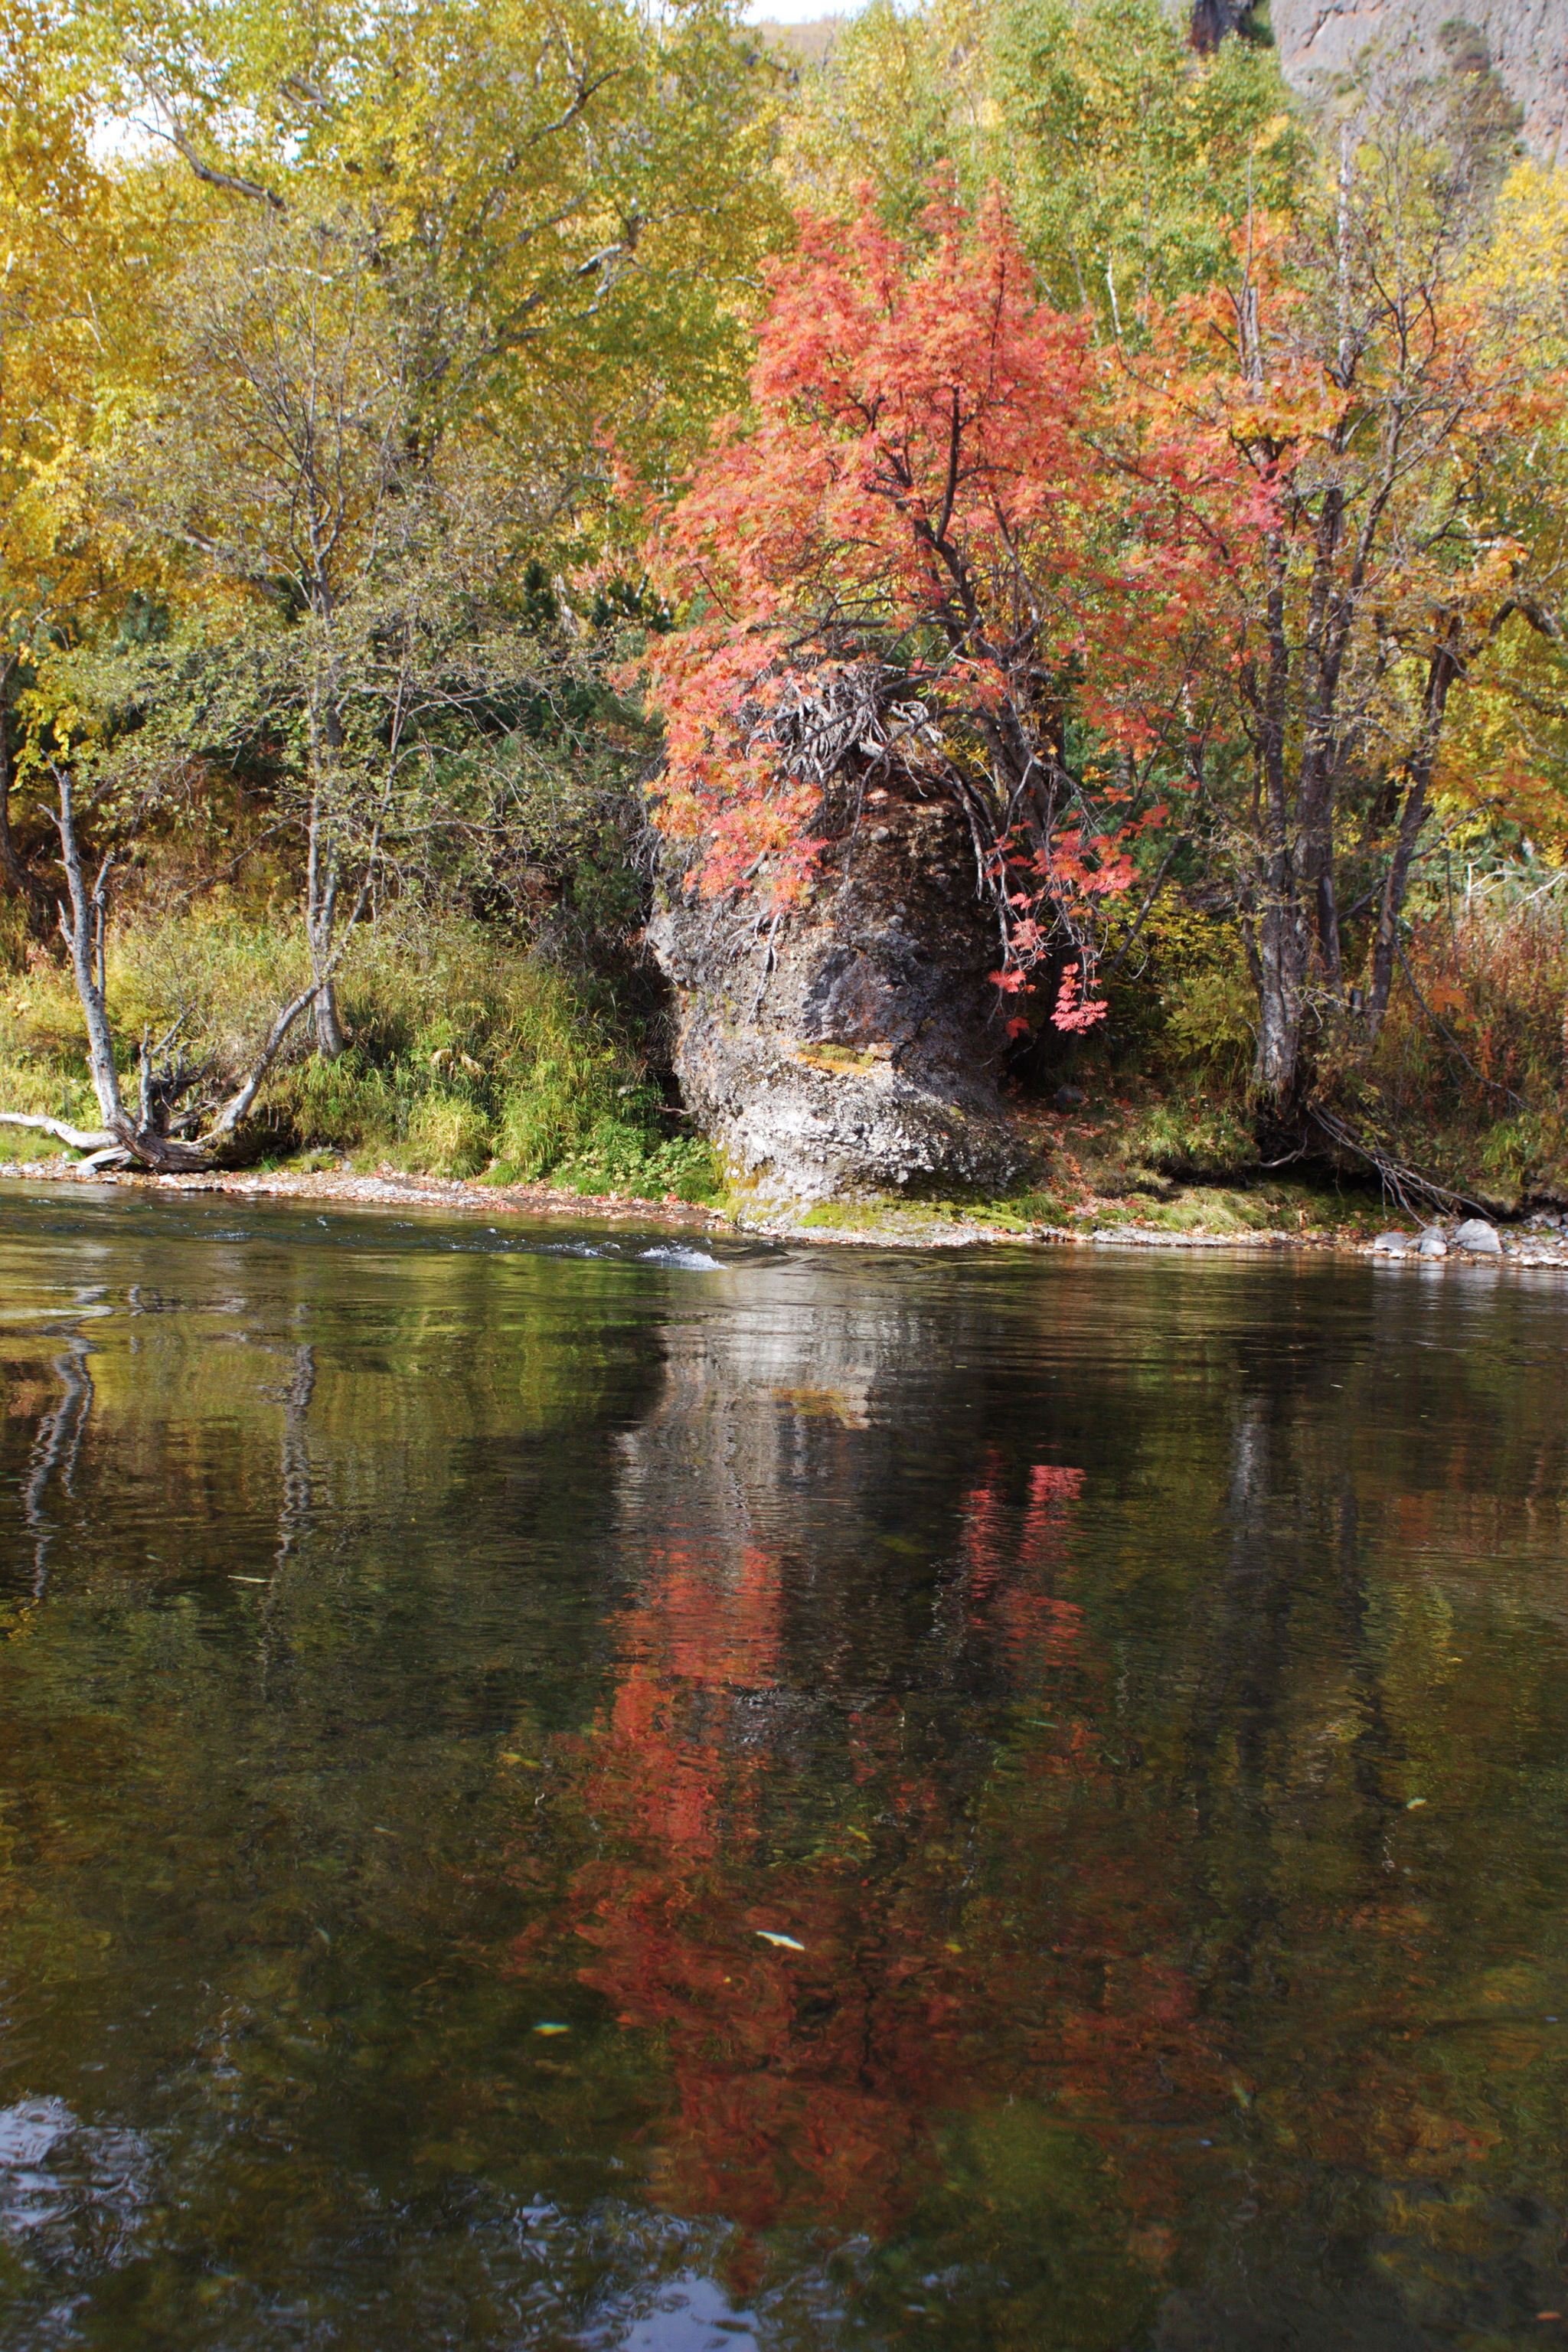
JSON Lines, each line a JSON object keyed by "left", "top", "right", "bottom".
{"left": 3, "top": 1204, "right": 1568, "bottom": 2346}
{"left": 499, "top": 1305, "right": 1230, "bottom": 2331}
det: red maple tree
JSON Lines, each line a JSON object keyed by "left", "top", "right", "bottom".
{"left": 639, "top": 185, "right": 1227, "bottom": 1029}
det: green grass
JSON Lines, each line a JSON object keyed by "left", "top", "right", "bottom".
{"left": 0, "top": 906, "right": 722, "bottom": 1200}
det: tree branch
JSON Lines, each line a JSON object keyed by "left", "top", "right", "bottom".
{"left": 146, "top": 117, "right": 286, "bottom": 211}
{"left": 0, "top": 1112, "right": 116, "bottom": 1151}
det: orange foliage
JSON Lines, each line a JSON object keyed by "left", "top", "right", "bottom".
{"left": 639, "top": 185, "right": 1217, "bottom": 1024}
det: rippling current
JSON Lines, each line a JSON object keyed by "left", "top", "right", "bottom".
{"left": 2, "top": 1183, "right": 1568, "bottom": 2350}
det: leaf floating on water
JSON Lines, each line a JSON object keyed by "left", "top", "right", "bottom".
{"left": 756, "top": 1930, "right": 805, "bottom": 1952}
{"left": 1406, "top": 1797, "right": 1428, "bottom": 1809}
{"left": 532, "top": 2021, "right": 572, "bottom": 2035}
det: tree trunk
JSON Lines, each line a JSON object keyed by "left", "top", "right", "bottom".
{"left": 312, "top": 975, "right": 347, "bottom": 1059}
{"left": 305, "top": 782, "right": 347, "bottom": 1059}
{"left": 1253, "top": 889, "right": 1308, "bottom": 1116}
{"left": 1249, "top": 553, "right": 1311, "bottom": 1118}
{"left": 1367, "top": 626, "right": 1462, "bottom": 1036}
{"left": 53, "top": 771, "right": 126, "bottom": 1131}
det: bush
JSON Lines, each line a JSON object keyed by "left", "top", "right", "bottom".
{"left": 0, "top": 902, "right": 720, "bottom": 1196}
{"left": 1106, "top": 902, "right": 1256, "bottom": 1087}
{"left": 1121, "top": 1096, "right": 1258, "bottom": 1178}
{"left": 1364, "top": 879, "right": 1568, "bottom": 1200}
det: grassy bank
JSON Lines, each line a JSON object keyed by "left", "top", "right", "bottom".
{"left": 0, "top": 903, "right": 720, "bottom": 1203}
{"left": 3, "top": 877, "right": 1565, "bottom": 1237}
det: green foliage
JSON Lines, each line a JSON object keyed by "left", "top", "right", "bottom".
{"left": 60, "top": 0, "right": 789, "bottom": 482}
{"left": 781, "top": 0, "right": 1307, "bottom": 325}
{"left": 988, "top": 0, "right": 1307, "bottom": 318}
{"left": 1118, "top": 1096, "right": 1259, "bottom": 1179}
{"left": 1158, "top": 966, "right": 1258, "bottom": 1087}
{"left": 1109, "top": 903, "right": 1257, "bottom": 1086}
{"left": 0, "top": 905, "right": 720, "bottom": 1195}
{"left": 779, "top": 0, "right": 989, "bottom": 241}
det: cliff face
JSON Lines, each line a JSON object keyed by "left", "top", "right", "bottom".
{"left": 1269, "top": 0, "right": 1567, "bottom": 164}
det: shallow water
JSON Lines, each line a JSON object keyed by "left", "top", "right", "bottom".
{"left": 2, "top": 1185, "right": 1567, "bottom": 2350}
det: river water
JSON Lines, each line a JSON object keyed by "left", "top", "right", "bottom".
{"left": 2, "top": 1185, "right": 1567, "bottom": 2350}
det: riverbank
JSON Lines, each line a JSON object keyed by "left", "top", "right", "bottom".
{"left": 6, "top": 1147, "right": 1568, "bottom": 1266}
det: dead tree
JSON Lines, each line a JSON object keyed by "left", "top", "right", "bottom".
{"left": 0, "top": 767, "right": 364, "bottom": 1170}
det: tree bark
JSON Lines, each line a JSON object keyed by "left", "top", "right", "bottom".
{"left": 301, "top": 615, "right": 352, "bottom": 1061}
{"left": 1250, "top": 547, "right": 1309, "bottom": 1114}
{"left": 1253, "top": 884, "right": 1307, "bottom": 1112}
{"left": 0, "top": 1110, "right": 116, "bottom": 1152}
{"left": 52, "top": 770, "right": 126, "bottom": 1131}
{"left": 1366, "top": 624, "right": 1462, "bottom": 1035}
{"left": 306, "top": 808, "right": 348, "bottom": 1060}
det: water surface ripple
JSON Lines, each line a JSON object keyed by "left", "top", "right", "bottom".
{"left": 2, "top": 1184, "right": 1566, "bottom": 2350}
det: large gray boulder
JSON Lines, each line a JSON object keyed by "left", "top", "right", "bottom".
{"left": 649, "top": 789, "right": 1032, "bottom": 1209}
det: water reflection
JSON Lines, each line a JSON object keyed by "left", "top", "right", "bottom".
{"left": 18, "top": 1336, "right": 92, "bottom": 1599}
{"left": 0, "top": 2096, "right": 150, "bottom": 2276}
{"left": 1, "top": 1190, "right": 1567, "bottom": 2347}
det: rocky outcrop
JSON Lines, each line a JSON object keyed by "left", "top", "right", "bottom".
{"left": 649, "top": 789, "right": 1033, "bottom": 1208}
{"left": 1269, "top": 0, "right": 1566, "bottom": 165}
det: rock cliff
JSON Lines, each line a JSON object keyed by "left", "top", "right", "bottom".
{"left": 1268, "top": 0, "right": 1566, "bottom": 164}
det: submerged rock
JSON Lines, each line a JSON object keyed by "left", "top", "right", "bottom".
{"left": 1454, "top": 1217, "right": 1503, "bottom": 1255}
{"left": 650, "top": 792, "right": 1032, "bottom": 1208}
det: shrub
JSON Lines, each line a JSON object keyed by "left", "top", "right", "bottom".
{"left": 1122, "top": 1096, "right": 1257, "bottom": 1178}
{"left": 1365, "top": 877, "right": 1568, "bottom": 1200}
{"left": 0, "top": 902, "right": 715, "bottom": 1194}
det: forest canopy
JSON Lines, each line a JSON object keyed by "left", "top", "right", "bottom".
{"left": 2, "top": 0, "right": 1566, "bottom": 1207}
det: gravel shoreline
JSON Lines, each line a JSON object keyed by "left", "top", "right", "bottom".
{"left": 5, "top": 1152, "right": 1567, "bottom": 1267}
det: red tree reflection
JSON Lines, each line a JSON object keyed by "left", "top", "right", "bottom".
{"left": 501, "top": 1465, "right": 1226, "bottom": 2245}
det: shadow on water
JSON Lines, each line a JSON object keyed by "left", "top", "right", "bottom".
{"left": 2, "top": 1184, "right": 1568, "bottom": 2347}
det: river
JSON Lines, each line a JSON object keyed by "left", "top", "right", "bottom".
{"left": 2, "top": 1184, "right": 1566, "bottom": 2350}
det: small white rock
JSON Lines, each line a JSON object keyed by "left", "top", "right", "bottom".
{"left": 1418, "top": 1228, "right": 1448, "bottom": 1258}
{"left": 1372, "top": 1232, "right": 1413, "bottom": 1253}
